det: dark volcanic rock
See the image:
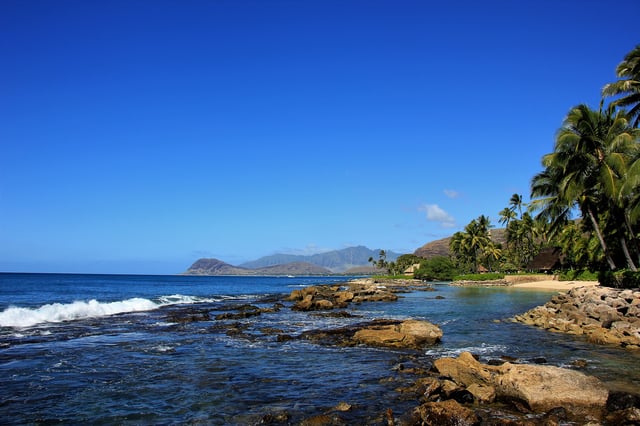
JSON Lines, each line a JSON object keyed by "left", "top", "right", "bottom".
{"left": 165, "top": 307, "right": 211, "bottom": 323}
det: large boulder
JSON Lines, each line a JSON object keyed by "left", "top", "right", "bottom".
{"left": 432, "top": 351, "right": 495, "bottom": 387}
{"left": 494, "top": 362, "right": 608, "bottom": 418}
{"left": 432, "top": 352, "right": 608, "bottom": 420}
{"left": 353, "top": 319, "right": 442, "bottom": 349}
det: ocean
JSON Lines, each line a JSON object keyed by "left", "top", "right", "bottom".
{"left": 1, "top": 273, "right": 639, "bottom": 424}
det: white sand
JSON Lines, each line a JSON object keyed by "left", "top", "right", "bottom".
{"left": 511, "top": 280, "right": 599, "bottom": 291}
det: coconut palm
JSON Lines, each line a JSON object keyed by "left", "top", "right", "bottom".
{"left": 509, "top": 193, "right": 524, "bottom": 218}
{"left": 530, "top": 104, "right": 640, "bottom": 270}
{"left": 602, "top": 45, "right": 640, "bottom": 127}
{"left": 498, "top": 207, "right": 516, "bottom": 229}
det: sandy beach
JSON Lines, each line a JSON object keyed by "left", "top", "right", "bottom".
{"left": 511, "top": 280, "right": 599, "bottom": 291}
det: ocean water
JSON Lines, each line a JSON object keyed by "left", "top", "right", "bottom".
{"left": 1, "top": 273, "right": 639, "bottom": 424}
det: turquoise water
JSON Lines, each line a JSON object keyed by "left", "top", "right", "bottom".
{"left": 1, "top": 274, "right": 638, "bottom": 424}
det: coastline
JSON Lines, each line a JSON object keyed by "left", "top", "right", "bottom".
{"left": 511, "top": 279, "right": 599, "bottom": 290}
{"left": 451, "top": 275, "right": 600, "bottom": 291}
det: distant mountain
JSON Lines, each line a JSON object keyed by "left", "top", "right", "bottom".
{"left": 183, "top": 258, "right": 333, "bottom": 276}
{"left": 414, "top": 228, "right": 507, "bottom": 259}
{"left": 239, "top": 246, "right": 401, "bottom": 273}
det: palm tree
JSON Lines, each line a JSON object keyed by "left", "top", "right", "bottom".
{"left": 602, "top": 45, "right": 640, "bottom": 127}
{"left": 482, "top": 242, "right": 502, "bottom": 272}
{"left": 499, "top": 207, "right": 516, "bottom": 229}
{"left": 509, "top": 193, "right": 524, "bottom": 218}
{"left": 530, "top": 103, "right": 639, "bottom": 270}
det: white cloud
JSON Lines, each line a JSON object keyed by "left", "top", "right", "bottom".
{"left": 419, "top": 204, "right": 456, "bottom": 228}
{"left": 444, "top": 189, "right": 460, "bottom": 199}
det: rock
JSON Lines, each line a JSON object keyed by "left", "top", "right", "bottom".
{"left": 165, "top": 307, "right": 211, "bottom": 323}
{"left": 288, "top": 282, "right": 402, "bottom": 311}
{"left": 335, "top": 291, "right": 354, "bottom": 304}
{"left": 606, "top": 391, "right": 640, "bottom": 411}
{"left": 413, "top": 400, "right": 480, "bottom": 426}
{"left": 449, "top": 389, "right": 474, "bottom": 404}
{"left": 494, "top": 362, "right": 608, "bottom": 419}
{"left": 293, "top": 294, "right": 315, "bottom": 311}
{"left": 467, "top": 383, "right": 496, "bottom": 404}
{"left": 261, "top": 410, "right": 291, "bottom": 424}
{"left": 432, "top": 351, "right": 494, "bottom": 387}
{"left": 432, "top": 352, "right": 608, "bottom": 420}
{"left": 333, "top": 402, "right": 352, "bottom": 412}
{"left": 299, "top": 414, "right": 345, "bottom": 426}
{"left": 514, "top": 286, "right": 640, "bottom": 349}
{"left": 606, "top": 407, "right": 640, "bottom": 425}
{"left": 353, "top": 319, "right": 442, "bottom": 349}
{"left": 314, "top": 299, "right": 334, "bottom": 310}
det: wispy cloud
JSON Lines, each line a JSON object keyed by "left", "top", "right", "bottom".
{"left": 419, "top": 204, "right": 456, "bottom": 228}
{"left": 444, "top": 189, "right": 460, "bottom": 199}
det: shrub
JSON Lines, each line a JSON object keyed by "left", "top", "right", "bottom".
{"left": 414, "top": 256, "right": 458, "bottom": 281}
{"left": 598, "top": 270, "right": 640, "bottom": 288}
{"left": 558, "top": 270, "right": 599, "bottom": 281}
{"left": 452, "top": 272, "right": 504, "bottom": 281}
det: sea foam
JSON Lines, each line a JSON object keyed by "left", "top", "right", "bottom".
{"left": 0, "top": 295, "right": 208, "bottom": 328}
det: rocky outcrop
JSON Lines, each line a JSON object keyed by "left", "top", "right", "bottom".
{"left": 353, "top": 319, "right": 442, "bottom": 349}
{"left": 514, "top": 285, "right": 640, "bottom": 349}
{"left": 300, "top": 319, "right": 442, "bottom": 350}
{"left": 429, "top": 352, "right": 609, "bottom": 422}
{"left": 287, "top": 279, "right": 433, "bottom": 311}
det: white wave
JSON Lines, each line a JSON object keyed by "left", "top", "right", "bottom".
{"left": 0, "top": 293, "right": 215, "bottom": 329}
{"left": 0, "top": 298, "right": 158, "bottom": 328}
{"left": 424, "top": 343, "right": 508, "bottom": 358}
{"left": 157, "top": 294, "right": 219, "bottom": 304}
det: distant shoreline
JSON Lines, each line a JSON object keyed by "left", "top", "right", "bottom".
{"left": 451, "top": 275, "right": 599, "bottom": 292}
{"left": 510, "top": 279, "right": 599, "bottom": 290}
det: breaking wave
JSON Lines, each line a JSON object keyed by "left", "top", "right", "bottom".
{"left": 0, "top": 294, "right": 212, "bottom": 328}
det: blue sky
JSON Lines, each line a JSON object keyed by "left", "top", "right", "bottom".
{"left": 1, "top": 0, "right": 639, "bottom": 274}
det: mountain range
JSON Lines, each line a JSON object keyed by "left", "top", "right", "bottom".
{"left": 184, "top": 246, "right": 401, "bottom": 276}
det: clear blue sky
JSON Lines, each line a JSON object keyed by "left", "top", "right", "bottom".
{"left": 1, "top": 0, "right": 638, "bottom": 274}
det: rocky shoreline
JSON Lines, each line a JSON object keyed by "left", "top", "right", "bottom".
{"left": 514, "top": 285, "right": 640, "bottom": 350}
{"left": 164, "top": 278, "right": 640, "bottom": 424}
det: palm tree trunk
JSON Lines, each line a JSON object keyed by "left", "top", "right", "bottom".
{"left": 587, "top": 208, "right": 617, "bottom": 270}
{"left": 623, "top": 213, "right": 640, "bottom": 265}
{"left": 620, "top": 235, "right": 637, "bottom": 271}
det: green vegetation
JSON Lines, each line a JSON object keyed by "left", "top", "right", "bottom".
{"left": 558, "top": 270, "right": 599, "bottom": 281}
{"left": 374, "top": 47, "right": 639, "bottom": 288}
{"left": 452, "top": 273, "right": 505, "bottom": 282}
{"left": 369, "top": 252, "right": 423, "bottom": 276}
{"left": 371, "top": 274, "right": 416, "bottom": 280}
{"left": 414, "top": 256, "right": 457, "bottom": 281}
{"left": 441, "top": 45, "right": 640, "bottom": 288}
